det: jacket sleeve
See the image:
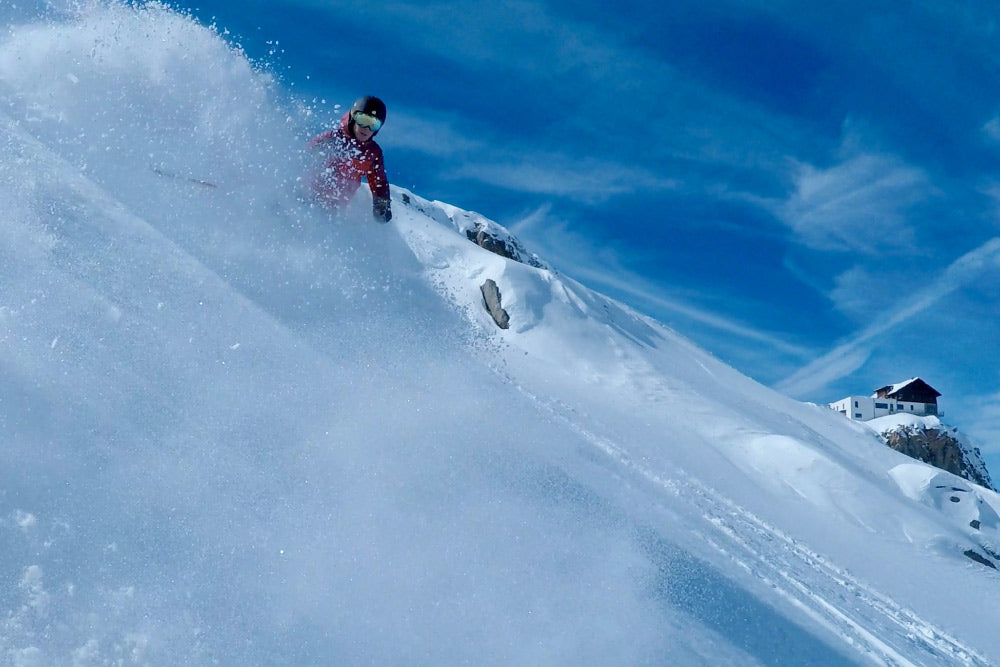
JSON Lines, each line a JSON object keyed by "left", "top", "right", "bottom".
{"left": 308, "top": 130, "right": 337, "bottom": 149}
{"left": 366, "top": 143, "right": 390, "bottom": 200}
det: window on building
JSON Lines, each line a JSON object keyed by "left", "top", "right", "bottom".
{"left": 875, "top": 402, "right": 888, "bottom": 409}
{"left": 855, "top": 413, "right": 863, "bottom": 419}
{"left": 854, "top": 401, "right": 859, "bottom": 408}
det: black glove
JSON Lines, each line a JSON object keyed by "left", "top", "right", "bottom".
{"left": 373, "top": 197, "right": 392, "bottom": 223}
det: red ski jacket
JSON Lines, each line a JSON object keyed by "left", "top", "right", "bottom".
{"left": 308, "top": 111, "right": 389, "bottom": 206}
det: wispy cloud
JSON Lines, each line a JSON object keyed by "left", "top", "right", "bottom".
{"left": 771, "top": 151, "right": 932, "bottom": 255}
{"left": 828, "top": 265, "right": 902, "bottom": 322}
{"left": 337, "top": 0, "right": 658, "bottom": 83}
{"left": 449, "top": 154, "right": 677, "bottom": 203}
{"left": 511, "top": 205, "right": 815, "bottom": 360}
{"left": 982, "top": 116, "right": 1000, "bottom": 144}
{"left": 961, "top": 392, "right": 1000, "bottom": 456}
{"left": 381, "top": 107, "right": 676, "bottom": 202}
{"left": 382, "top": 112, "right": 484, "bottom": 159}
{"left": 776, "top": 237, "right": 1000, "bottom": 397}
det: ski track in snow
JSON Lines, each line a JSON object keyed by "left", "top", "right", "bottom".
{"left": 517, "top": 389, "right": 991, "bottom": 667}
{"left": 691, "top": 485, "right": 987, "bottom": 667}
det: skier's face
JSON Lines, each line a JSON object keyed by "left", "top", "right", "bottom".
{"left": 353, "top": 123, "right": 374, "bottom": 143}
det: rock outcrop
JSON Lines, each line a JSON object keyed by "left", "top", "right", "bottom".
{"left": 480, "top": 279, "right": 510, "bottom": 330}
{"left": 880, "top": 422, "right": 994, "bottom": 491}
{"left": 464, "top": 221, "right": 547, "bottom": 269}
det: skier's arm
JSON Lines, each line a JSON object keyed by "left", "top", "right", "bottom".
{"left": 366, "top": 145, "right": 391, "bottom": 222}
{"left": 308, "top": 130, "right": 337, "bottom": 149}
{"left": 365, "top": 145, "right": 389, "bottom": 199}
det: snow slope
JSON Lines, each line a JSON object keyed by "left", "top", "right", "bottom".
{"left": 2, "top": 3, "right": 1000, "bottom": 665}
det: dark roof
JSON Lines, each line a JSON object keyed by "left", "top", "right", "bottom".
{"left": 872, "top": 377, "right": 941, "bottom": 399}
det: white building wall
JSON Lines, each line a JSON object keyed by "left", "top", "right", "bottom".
{"left": 830, "top": 396, "right": 939, "bottom": 421}
{"left": 896, "top": 401, "right": 938, "bottom": 416}
{"left": 829, "top": 396, "right": 875, "bottom": 420}
{"left": 872, "top": 398, "right": 897, "bottom": 418}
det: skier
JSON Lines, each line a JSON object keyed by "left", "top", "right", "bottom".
{"left": 308, "top": 95, "right": 392, "bottom": 223}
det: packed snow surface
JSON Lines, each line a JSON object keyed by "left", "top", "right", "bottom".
{"left": 2, "top": 3, "right": 1000, "bottom": 665}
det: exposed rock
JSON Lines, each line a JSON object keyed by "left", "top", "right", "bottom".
{"left": 480, "top": 279, "right": 510, "bottom": 330}
{"left": 468, "top": 227, "right": 516, "bottom": 261}
{"left": 398, "top": 190, "right": 548, "bottom": 269}
{"left": 963, "top": 549, "right": 997, "bottom": 569}
{"left": 465, "top": 222, "right": 547, "bottom": 268}
{"left": 881, "top": 424, "right": 995, "bottom": 491}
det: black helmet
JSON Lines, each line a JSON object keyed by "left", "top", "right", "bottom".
{"left": 350, "top": 95, "right": 387, "bottom": 132}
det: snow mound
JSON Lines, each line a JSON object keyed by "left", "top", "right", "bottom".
{"left": 889, "top": 463, "right": 1000, "bottom": 564}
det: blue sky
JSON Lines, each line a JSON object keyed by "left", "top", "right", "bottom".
{"left": 177, "top": 0, "right": 1000, "bottom": 466}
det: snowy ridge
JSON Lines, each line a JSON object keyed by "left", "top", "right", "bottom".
{"left": 393, "top": 187, "right": 660, "bottom": 348}
{"left": 405, "top": 191, "right": 550, "bottom": 270}
{"left": 3, "top": 3, "right": 1000, "bottom": 664}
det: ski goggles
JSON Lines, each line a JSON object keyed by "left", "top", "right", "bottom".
{"left": 352, "top": 111, "right": 383, "bottom": 131}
